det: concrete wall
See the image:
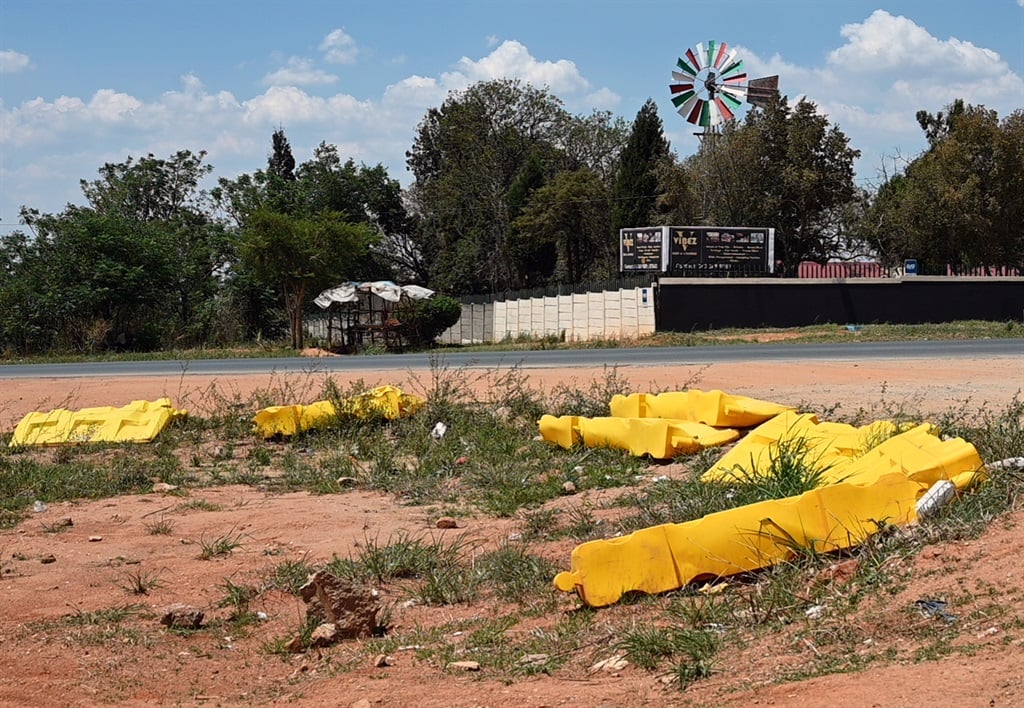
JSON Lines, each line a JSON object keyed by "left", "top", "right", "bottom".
{"left": 438, "top": 286, "right": 656, "bottom": 344}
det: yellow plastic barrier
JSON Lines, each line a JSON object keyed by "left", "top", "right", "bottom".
{"left": 539, "top": 414, "right": 739, "bottom": 458}
{"left": 9, "top": 398, "right": 186, "bottom": 446}
{"left": 253, "top": 385, "right": 424, "bottom": 438}
{"left": 554, "top": 425, "right": 984, "bottom": 607}
{"left": 554, "top": 471, "right": 927, "bottom": 607}
{"left": 610, "top": 389, "right": 793, "bottom": 427}
{"left": 701, "top": 411, "right": 910, "bottom": 484}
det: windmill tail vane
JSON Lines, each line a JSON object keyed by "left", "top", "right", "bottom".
{"left": 669, "top": 40, "right": 779, "bottom": 131}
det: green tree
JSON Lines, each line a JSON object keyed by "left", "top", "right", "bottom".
{"left": 510, "top": 169, "right": 613, "bottom": 284}
{"left": 868, "top": 101, "right": 1024, "bottom": 270}
{"left": 239, "top": 209, "right": 377, "bottom": 349}
{"left": 612, "top": 99, "right": 671, "bottom": 234}
{"left": 684, "top": 97, "right": 861, "bottom": 274}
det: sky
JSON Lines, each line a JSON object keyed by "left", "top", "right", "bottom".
{"left": 2, "top": 0, "right": 1023, "bottom": 233}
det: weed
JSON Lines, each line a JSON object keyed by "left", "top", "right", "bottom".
{"left": 219, "top": 578, "right": 257, "bottom": 620}
{"left": 476, "top": 541, "right": 559, "bottom": 605}
{"left": 178, "top": 498, "right": 222, "bottom": 512}
{"left": 263, "top": 556, "right": 316, "bottom": 595}
{"left": 197, "top": 529, "right": 244, "bottom": 560}
{"left": 144, "top": 517, "right": 175, "bottom": 535}
{"left": 117, "top": 567, "right": 164, "bottom": 595}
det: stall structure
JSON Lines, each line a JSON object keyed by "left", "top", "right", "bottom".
{"left": 313, "top": 281, "right": 434, "bottom": 351}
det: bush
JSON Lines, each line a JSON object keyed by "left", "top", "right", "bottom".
{"left": 395, "top": 295, "right": 461, "bottom": 348}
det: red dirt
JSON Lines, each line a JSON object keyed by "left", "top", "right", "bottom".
{"left": 1, "top": 354, "right": 1023, "bottom": 707}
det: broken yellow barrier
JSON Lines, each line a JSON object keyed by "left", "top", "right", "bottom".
{"left": 554, "top": 471, "right": 928, "bottom": 607}
{"left": 610, "top": 389, "right": 793, "bottom": 427}
{"left": 253, "top": 385, "right": 424, "bottom": 438}
{"left": 553, "top": 421, "right": 985, "bottom": 607}
{"left": 9, "top": 398, "right": 186, "bottom": 446}
{"left": 700, "top": 411, "right": 954, "bottom": 486}
{"left": 539, "top": 414, "right": 739, "bottom": 458}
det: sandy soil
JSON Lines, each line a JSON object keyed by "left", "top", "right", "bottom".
{"left": 1, "top": 352, "right": 1022, "bottom": 707}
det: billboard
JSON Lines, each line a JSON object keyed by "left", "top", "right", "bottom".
{"left": 668, "top": 226, "right": 775, "bottom": 274}
{"left": 619, "top": 227, "right": 665, "bottom": 272}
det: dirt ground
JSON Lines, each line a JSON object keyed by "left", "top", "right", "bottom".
{"left": 1, "top": 352, "right": 1023, "bottom": 707}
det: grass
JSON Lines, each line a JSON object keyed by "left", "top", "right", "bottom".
{"left": 1, "top": 340, "right": 1022, "bottom": 698}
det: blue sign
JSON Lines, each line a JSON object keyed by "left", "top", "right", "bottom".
{"left": 904, "top": 259, "right": 918, "bottom": 276}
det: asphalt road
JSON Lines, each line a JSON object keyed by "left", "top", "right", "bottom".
{"left": 0, "top": 339, "right": 1020, "bottom": 379}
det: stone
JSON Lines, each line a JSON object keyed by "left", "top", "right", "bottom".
{"left": 160, "top": 604, "right": 204, "bottom": 629}
{"left": 88, "top": 535, "right": 103, "bottom": 542}
{"left": 299, "top": 571, "right": 380, "bottom": 640}
{"left": 336, "top": 477, "right": 358, "bottom": 487}
{"left": 561, "top": 481, "right": 577, "bottom": 495}
{"left": 40, "top": 554, "right": 56, "bottom": 564}
{"left": 351, "top": 700, "right": 372, "bottom": 708}
{"left": 152, "top": 482, "right": 178, "bottom": 493}
{"left": 435, "top": 516, "right": 458, "bottom": 529}
{"left": 309, "top": 622, "right": 338, "bottom": 648}
{"left": 447, "top": 660, "right": 481, "bottom": 672}
{"left": 373, "top": 653, "right": 392, "bottom": 668}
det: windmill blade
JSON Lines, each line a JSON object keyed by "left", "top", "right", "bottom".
{"left": 721, "top": 57, "right": 744, "bottom": 76}
{"left": 712, "top": 42, "right": 730, "bottom": 69}
{"left": 671, "top": 70, "right": 695, "bottom": 84}
{"left": 707, "top": 99, "right": 724, "bottom": 126}
{"left": 723, "top": 72, "right": 748, "bottom": 85}
{"left": 697, "top": 100, "right": 711, "bottom": 127}
{"left": 686, "top": 98, "right": 706, "bottom": 125}
{"left": 670, "top": 88, "right": 696, "bottom": 109}
{"left": 719, "top": 84, "right": 747, "bottom": 104}
{"left": 677, "top": 94, "right": 700, "bottom": 120}
{"left": 674, "top": 60, "right": 698, "bottom": 80}
{"left": 719, "top": 47, "right": 738, "bottom": 71}
{"left": 714, "top": 97, "right": 735, "bottom": 122}
{"left": 685, "top": 46, "right": 704, "bottom": 73}
{"left": 705, "top": 40, "right": 717, "bottom": 68}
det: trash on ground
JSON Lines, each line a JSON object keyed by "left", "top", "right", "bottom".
{"left": 9, "top": 398, "right": 187, "bottom": 446}
{"left": 253, "top": 385, "right": 424, "bottom": 438}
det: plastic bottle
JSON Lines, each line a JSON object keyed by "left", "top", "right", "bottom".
{"left": 915, "top": 480, "right": 956, "bottom": 519}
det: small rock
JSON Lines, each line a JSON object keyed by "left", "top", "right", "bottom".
{"left": 435, "top": 516, "right": 458, "bottom": 529}
{"left": 518, "top": 653, "right": 549, "bottom": 666}
{"left": 454, "top": 456, "right": 469, "bottom": 465}
{"left": 447, "top": 660, "right": 481, "bottom": 672}
{"left": 590, "top": 655, "right": 629, "bottom": 673}
{"left": 40, "top": 554, "right": 57, "bottom": 564}
{"left": 373, "top": 653, "right": 392, "bottom": 668}
{"left": 33, "top": 501, "right": 48, "bottom": 513}
{"left": 507, "top": 532, "right": 522, "bottom": 541}
{"left": 336, "top": 477, "right": 358, "bottom": 487}
{"left": 351, "top": 700, "right": 372, "bottom": 708}
{"left": 284, "top": 636, "right": 305, "bottom": 654}
{"left": 55, "top": 517, "right": 74, "bottom": 527}
{"left": 561, "top": 481, "right": 577, "bottom": 495}
{"left": 88, "top": 535, "right": 103, "bottom": 542}
{"left": 160, "top": 604, "right": 204, "bottom": 629}
{"left": 310, "top": 622, "right": 338, "bottom": 647}
{"left": 152, "top": 482, "right": 178, "bottom": 493}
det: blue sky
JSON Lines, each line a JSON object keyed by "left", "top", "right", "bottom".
{"left": 2, "top": 0, "right": 1023, "bottom": 231}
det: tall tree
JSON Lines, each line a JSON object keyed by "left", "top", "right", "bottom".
{"left": 239, "top": 209, "right": 377, "bottom": 349}
{"left": 868, "top": 101, "right": 1024, "bottom": 270}
{"left": 612, "top": 99, "right": 671, "bottom": 235}
{"left": 684, "top": 96, "right": 861, "bottom": 274}
{"left": 407, "top": 79, "right": 569, "bottom": 293}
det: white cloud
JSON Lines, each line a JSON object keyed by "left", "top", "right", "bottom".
{"left": 0, "top": 49, "right": 31, "bottom": 73}
{"left": 447, "top": 40, "right": 591, "bottom": 95}
{"left": 263, "top": 57, "right": 338, "bottom": 87}
{"left": 584, "top": 87, "right": 621, "bottom": 111}
{"left": 320, "top": 29, "right": 358, "bottom": 64}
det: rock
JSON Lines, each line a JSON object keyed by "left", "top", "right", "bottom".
{"left": 518, "top": 653, "right": 549, "bottom": 666}
{"left": 435, "top": 516, "right": 458, "bottom": 529}
{"left": 40, "top": 554, "right": 56, "bottom": 564}
{"left": 159, "top": 604, "right": 204, "bottom": 629}
{"left": 336, "top": 477, "right": 358, "bottom": 487}
{"left": 447, "top": 660, "right": 481, "bottom": 672}
{"left": 299, "top": 571, "right": 381, "bottom": 640}
{"left": 284, "top": 636, "right": 305, "bottom": 654}
{"left": 152, "top": 482, "right": 178, "bottom": 493}
{"left": 351, "top": 700, "right": 372, "bottom": 708}
{"left": 373, "top": 653, "right": 392, "bottom": 668}
{"left": 55, "top": 517, "right": 73, "bottom": 527}
{"left": 309, "top": 622, "right": 338, "bottom": 647}
{"left": 88, "top": 535, "right": 103, "bottom": 542}
{"left": 590, "top": 655, "right": 629, "bottom": 673}
{"left": 454, "top": 456, "right": 469, "bottom": 465}
{"left": 561, "top": 481, "right": 577, "bottom": 495}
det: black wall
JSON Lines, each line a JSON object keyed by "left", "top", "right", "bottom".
{"left": 656, "top": 277, "right": 1024, "bottom": 331}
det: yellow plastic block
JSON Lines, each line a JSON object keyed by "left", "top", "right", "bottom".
{"left": 841, "top": 424, "right": 986, "bottom": 489}
{"left": 539, "top": 414, "right": 739, "bottom": 458}
{"left": 701, "top": 411, "right": 909, "bottom": 484}
{"left": 253, "top": 385, "right": 424, "bottom": 438}
{"left": 554, "top": 471, "right": 927, "bottom": 607}
{"left": 610, "top": 389, "right": 793, "bottom": 427}
{"left": 9, "top": 398, "right": 186, "bottom": 446}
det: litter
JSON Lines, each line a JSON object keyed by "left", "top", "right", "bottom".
{"left": 253, "top": 385, "right": 424, "bottom": 438}
{"left": 9, "top": 398, "right": 187, "bottom": 446}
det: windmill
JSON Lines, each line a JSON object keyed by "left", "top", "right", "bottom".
{"left": 669, "top": 40, "right": 779, "bottom": 135}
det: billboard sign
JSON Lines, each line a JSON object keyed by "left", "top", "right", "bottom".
{"left": 619, "top": 227, "right": 666, "bottom": 272}
{"left": 668, "top": 226, "right": 775, "bottom": 274}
